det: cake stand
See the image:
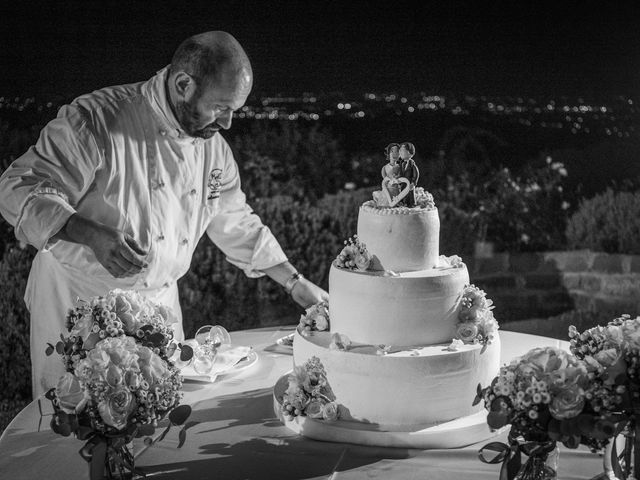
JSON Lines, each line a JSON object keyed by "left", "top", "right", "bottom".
{"left": 273, "top": 373, "right": 505, "bottom": 449}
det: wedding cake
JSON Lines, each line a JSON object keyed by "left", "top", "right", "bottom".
{"left": 274, "top": 143, "right": 502, "bottom": 448}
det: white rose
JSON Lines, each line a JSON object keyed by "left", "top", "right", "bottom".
{"left": 140, "top": 348, "right": 168, "bottom": 385}
{"left": 354, "top": 252, "right": 371, "bottom": 271}
{"left": 98, "top": 386, "right": 136, "bottom": 430}
{"left": 55, "top": 373, "right": 86, "bottom": 414}
{"left": 313, "top": 314, "right": 329, "bottom": 331}
{"left": 456, "top": 323, "right": 479, "bottom": 343}
{"left": 322, "top": 402, "right": 340, "bottom": 421}
{"left": 605, "top": 325, "right": 623, "bottom": 346}
{"left": 69, "top": 313, "right": 94, "bottom": 341}
{"left": 305, "top": 400, "right": 325, "bottom": 419}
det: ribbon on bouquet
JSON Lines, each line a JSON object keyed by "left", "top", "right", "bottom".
{"left": 79, "top": 433, "right": 144, "bottom": 479}
{"left": 479, "top": 439, "right": 557, "bottom": 480}
{"left": 478, "top": 441, "right": 522, "bottom": 480}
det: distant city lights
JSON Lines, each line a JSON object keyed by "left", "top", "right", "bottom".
{"left": 0, "top": 92, "right": 637, "bottom": 135}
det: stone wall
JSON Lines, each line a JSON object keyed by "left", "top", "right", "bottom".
{"left": 466, "top": 250, "right": 640, "bottom": 322}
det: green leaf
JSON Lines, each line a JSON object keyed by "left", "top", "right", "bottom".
{"left": 166, "top": 343, "right": 177, "bottom": 358}
{"left": 563, "top": 417, "right": 581, "bottom": 436}
{"left": 490, "top": 397, "right": 509, "bottom": 412}
{"left": 614, "top": 373, "right": 629, "bottom": 385}
{"left": 148, "top": 332, "right": 165, "bottom": 345}
{"left": 594, "top": 419, "right": 617, "bottom": 439}
{"left": 55, "top": 341, "right": 65, "bottom": 355}
{"left": 576, "top": 414, "right": 596, "bottom": 435}
{"left": 487, "top": 411, "right": 509, "bottom": 429}
{"left": 562, "top": 434, "right": 581, "bottom": 449}
{"left": 50, "top": 415, "right": 72, "bottom": 437}
{"left": 157, "top": 424, "right": 171, "bottom": 443}
{"left": 547, "top": 418, "right": 562, "bottom": 435}
{"left": 135, "top": 423, "right": 156, "bottom": 437}
{"left": 169, "top": 405, "right": 192, "bottom": 426}
{"left": 179, "top": 344, "right": 194, "bottom": 362}
{"left": 548, "top": 429, "right": 562, "bottom": 441}
{"left": 177, "top": 427, "right": 187, "bottom": 448}
{"left": 45, "top": 343, "right": 55, "bottom": 356}
{"left": 76, "top": 425, "right": 94, "bottom": 440}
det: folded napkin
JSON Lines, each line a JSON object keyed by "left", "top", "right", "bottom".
{"left": 181, "top": 344, "right": 253, "bottom": 382}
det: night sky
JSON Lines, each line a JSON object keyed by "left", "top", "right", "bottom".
{"left": 2, "top": 0, "right": 640, "bottom": 99}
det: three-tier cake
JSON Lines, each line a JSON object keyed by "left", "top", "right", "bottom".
{"left": 274, "top": 156, "right": 502, "bottom": 448}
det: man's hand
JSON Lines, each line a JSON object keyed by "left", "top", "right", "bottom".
{"left": 261, "top": 261, "right": 329, "bottom": 309}
{"left": 290, "top": 278, "right": 329, "bottom": 309}
{"left": 62, "top": 214, "right": 148, "bottom": 278}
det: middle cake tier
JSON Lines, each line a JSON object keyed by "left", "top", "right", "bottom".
{"left": 329, "top": 260, "right": 470, "bottom": 346}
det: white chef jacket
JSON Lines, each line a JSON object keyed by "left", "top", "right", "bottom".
{"left": 0, "top": 67, "right": 288, "bottom": 397}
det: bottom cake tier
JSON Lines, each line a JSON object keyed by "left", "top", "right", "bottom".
{"left": 273, "top": 374, "right": 502, "bottom": 449}
{"left": 292, "top": 328, "right": 501, "bottom": 427}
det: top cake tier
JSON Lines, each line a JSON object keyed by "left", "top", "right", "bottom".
{"left": 357, "top": 201, "right": 439, "bottom": 272}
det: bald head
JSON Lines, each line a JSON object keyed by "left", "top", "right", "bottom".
{"left": 170, "top": 31, "right": 252, "bottom": 93}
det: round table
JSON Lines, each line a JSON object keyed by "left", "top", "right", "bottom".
{"left": 0, "top": 327, "right": 607, "bottom": 480}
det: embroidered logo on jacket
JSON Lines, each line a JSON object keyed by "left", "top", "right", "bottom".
{"left": 207, "top": 169, "right": 223, "bottom": 199}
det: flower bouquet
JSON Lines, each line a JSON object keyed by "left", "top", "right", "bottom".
{"left": 568, "top": 315, "right": 640, "bottom": 479}
{"left": 45, "top": 289, "right": 194, "bottom": 480}
{"left": 476, "top": 346, "right": 618, "bottom": 480}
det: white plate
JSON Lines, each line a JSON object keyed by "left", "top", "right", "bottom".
{"left": 180, "top": 349, "right": 259, "bottom": 383}
{"left": 276, "top": 333, "right": 295, "bottom": 350}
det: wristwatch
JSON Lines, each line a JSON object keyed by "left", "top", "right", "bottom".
{"left": 285, "top": 272, "right": 304, "bottom": 294}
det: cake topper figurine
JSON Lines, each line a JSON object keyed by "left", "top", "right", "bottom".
{"left": 373, "top": 141, "right": 420, "bottom": 207}
{"left": 398, "top": 142, "right": 419, "bottom": 207}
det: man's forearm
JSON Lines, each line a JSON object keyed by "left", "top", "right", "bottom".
{"left": 52, "top": 213, "right": 95, "bottom": 247}
{"left": 261, "top": 261, "right": 298, "bottom": 287}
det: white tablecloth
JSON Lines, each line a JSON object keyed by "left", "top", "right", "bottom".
{"left": 0, "top": 327, "right": 606, "bottom": 480}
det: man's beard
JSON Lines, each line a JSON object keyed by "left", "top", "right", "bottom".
{"left": 175, "top": 98, "right": 220, "bottom": 139}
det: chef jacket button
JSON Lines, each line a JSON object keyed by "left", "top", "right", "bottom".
{"left": 143, "top": 281, "right": 149, "bottom": 288}
{"left": 181, "top": 238, "right": 188, "bottom": 245}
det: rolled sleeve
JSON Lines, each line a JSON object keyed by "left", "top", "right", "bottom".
{"left": 0, "top": 105, "right": 102, "bottom": 250}
{"left": 206, "top": 154, "right": 287, "bottom": 278}
{"left": 15, "top": 183, "right": 77, "bottom": 250}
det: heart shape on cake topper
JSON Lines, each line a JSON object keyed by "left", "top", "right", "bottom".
{"left": 381, "top": 177, "right": 411, "bottom": 207}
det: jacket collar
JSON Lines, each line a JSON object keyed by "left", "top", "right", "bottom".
{"left": 142, "top": 66, "right": 209, "bottom": 143}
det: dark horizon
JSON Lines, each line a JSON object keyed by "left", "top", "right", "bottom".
{"left": 1, "top": 1, "right": 640, "bottom": 100}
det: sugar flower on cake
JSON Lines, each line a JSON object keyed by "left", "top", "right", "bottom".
{"left": 454, "top": 284, "right": 498, "bottom": 347}
{"left": 446, "top": 338, "right": 465, "bottom": 351}
{"left": 414, "top": 187, "right": 436, "bottom": 209}
{"left": 329, "top": 332, "right": 352, "bottom": 351}
{"left": 437, "top": 254, "right": 464, "bottom": 269}
{"left": 298, "top": 301, "right": 330, "bottom": 336}
{"left": 281, "top": 356, "right": 341, "bottom": 421}
{"left": 335, "top": 235, "right": 372, "bottom": 271}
